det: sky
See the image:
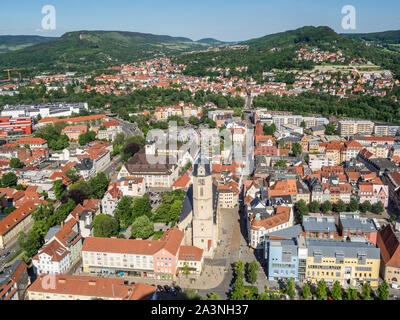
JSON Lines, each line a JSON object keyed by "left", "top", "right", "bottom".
{"left": 0, "top": 0, "right": 400, "bottom": 42}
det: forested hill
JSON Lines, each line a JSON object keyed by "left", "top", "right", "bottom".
{"left": 0, "top": 35, "right": 56, "bottom": 53}
{"left": 173, "top": 26, "right": 400, "bottom": 81}
{"left": 342, "top": 30, "right": 400, "bottom": 44}
{"left": 0, "top": 30, "right": 219, "bottom": 75}
{"left": 342, "top": 30, "right": 400, "bottom": 54}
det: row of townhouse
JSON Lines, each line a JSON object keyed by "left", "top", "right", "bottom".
{"left": 81, "top": 227, "right": 204, "bottom": 280}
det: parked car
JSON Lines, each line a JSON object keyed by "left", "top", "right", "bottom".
{"left": 157, "top": 285, "right": 164, "bottom": 292}
{"left": 171, "top": 287, "right": 177, "bottom": 296}
{"left": 164, "top": 285, "right": 171, "bottom": 292}
{"left": 174, "top": 286, "right": 182, "bottom": 293}
{"left": 392, "top": 283, "right": 400, "bottom": 290}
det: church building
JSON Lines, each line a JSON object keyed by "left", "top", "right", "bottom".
{"left": 178, "top": 157, "right": 219, "bottom": 258}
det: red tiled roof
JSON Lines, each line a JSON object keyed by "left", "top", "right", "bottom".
{"left": 28, "top": 274, "right": 156, "bottom": 300}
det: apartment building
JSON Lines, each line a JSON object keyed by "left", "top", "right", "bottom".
{"left": 101, "top": 186, "right": 123, "bottom": 216}
{"left": 248, "top": 205, "right": 294, "bottom": 249}
{"left": 118, "top": 149, "right": 179, "bottom": 189}
{"left": 309, "top": 153, "right": 336, "bottom": 171}
{"left": 305, "top": 239, "right": 380, "bottom": 287}
{"left": 0, "top": 260, "right": 29, "bottom": 300}
{"left": 82, "top": 227, "right": 203, "bottom": 280}
{"left": 0, "top": 201, "right": 38, "bottom": 249}
{"left": 0, "top": 117, "right": 33, "bottom": 137}
{"left": 16, "top": 137, "right": 48, "bottom": 149}
{"left": 154, "top": 105, "right": 183, "bottom": 121}
{"left": 338, "top": 212, "right": 378, "bottom": 245}
{"left": 27, "top": 274, "right": 156, "bottom": 300}
{"left": 32, "top": 218, "right": 82, "bottom": 275}
{"left": 61, "top": 125, "right": 88, "bottom": 141}
{"left": 374, "top": 124, "right": 400, "bottom": 137}
{"left": 1, "top": 102, "right": 88, "bottom": 119}
{"left": 338, "top": 120, "right": 374, "bottom": 136}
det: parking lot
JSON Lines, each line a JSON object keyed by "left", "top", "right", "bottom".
{"left": 149, "top": 191, "right": 162, "bottom": 209}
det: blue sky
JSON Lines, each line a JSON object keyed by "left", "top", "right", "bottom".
{"left": 1, "top": 0, "right": 400, "bottom": 41}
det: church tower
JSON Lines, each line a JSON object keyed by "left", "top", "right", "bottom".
{"left": 192, "top": 157, "right": 216, "bottom": 256}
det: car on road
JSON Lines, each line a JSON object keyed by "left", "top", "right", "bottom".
{"left": 164, "top": 285, "right": 171, "bottom": 292}
{"left": 2, "top": 252, "right": 10, "bottom": 258}
{"left": 157, "top": 285, "right": 164, "bottom": 292}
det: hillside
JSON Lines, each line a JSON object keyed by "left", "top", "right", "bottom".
{"left": 0, "top": 35, "right": 56, "bottom": 53}
{"left": 342, "top": 30, "right": 400, "bottom": 53}
{"left": 173, "top": 26, "right": 400, "bottom": 81}
{"left": 0, "top": 30, "right": 215, "bottom": 75}
{"left": 197, "top": 38, "right": 227, "bottom": 45}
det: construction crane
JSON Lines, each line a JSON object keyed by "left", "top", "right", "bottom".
{"left": 3, "top": 68, "right": 26, "bottom": 81}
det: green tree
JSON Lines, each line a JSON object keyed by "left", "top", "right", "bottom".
{"left": 88, "top": 173, "right": 109, "bottom": 199}
{"left": 292, "top": 142, "right": 302, "bottom": 157}
{"left": 302, "top": 283, "right": 311, "bottom": 300}
{"left": 322, "top": 200, "right": 332, "bottom": 213}
{"left": 114, "top": 196, "right": 134, "bottom": 230}
{"left": 130, "top": 216, "right": 154, "bottom": 239}
{"left": 189, "top": 116, "right": 201, "bottom": 126}
{"left": 65, "top": 167, "right": 80, "bottom": 183}
{"left": 309, "top": 201, "right": 320, "bottom": 213}
{"left": 132, "top": 195, "right": 152, "bottom": 219}
{"left": 361, "top": 282, "right": 372, "bottom": 300}
{"left": 78, "top": 131, "right": 97, "bottom": 146}
{"left": 325, "top": 124, "right": 337, "bottom": 135}
{"left": 93, "top": 214, "right": 119, "bottom": 238}
{"left": 274, "top": 160, "right": 287, "bottom": 167}
{"left": 346, "top": 288, "right": 359, "bottom": 300}
{"left": 348, "top": 199, "right": 359, "bottom": 212}
{"left": 371, "top": 201, "right": 384, "bottom": 214}
{"left": 315, "top": 279, "right": 327, "bottom": 300}
{"left": 360, "top": 201, "right": 372, "bottom": 213}
{"left": 376, "top": 280, "right": 389, "bottom": 300}
{"left": 330, "top": 281, "right": 342, "bottom": 300}
{"left": 2, "top": 172, "right": 17, "bottom": 187}
{"left": 53, "top": 180, "right": 66, "bottom": 200}
{"left": 295, "top": 200, "right": 308, "bottom": 223}
{"left": 263, "top": 123, "right": 276, "bottom": 136}
{"left": 9, "top": 158, "right": 24, "bottom": 169}
{"left": 247, "top": 260, "right": 259, "bottom": 284}
{"left": 285, "top": 278, "right": 296, "bottom": 300}
{"left": 334, "top": 200, "right": 346, "bottom": 213}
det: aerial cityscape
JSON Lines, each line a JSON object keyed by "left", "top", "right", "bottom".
{"left": 1, "top": 0, "right": 400, "bottom": 307}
